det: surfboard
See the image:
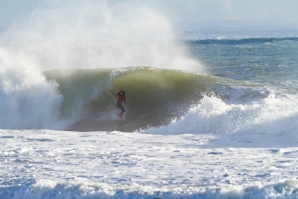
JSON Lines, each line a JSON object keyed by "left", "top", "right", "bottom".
{"left": 114, "top": 115, "right": 125, "bottom": 121}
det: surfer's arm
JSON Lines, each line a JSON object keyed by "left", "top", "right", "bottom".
{"left": 117, "top": 89, "right": 124, "bottom": 96}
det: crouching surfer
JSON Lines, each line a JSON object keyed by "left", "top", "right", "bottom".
{"left": 117, "top": 89, "right": 126, "bottom": 118}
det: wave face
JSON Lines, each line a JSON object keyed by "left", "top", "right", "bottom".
{"left": 44, "top": 67, "right": 214, "bottom": 131}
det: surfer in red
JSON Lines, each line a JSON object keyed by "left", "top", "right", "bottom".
{"left": 117, "top": 89, "right": 126, "bottom": 118}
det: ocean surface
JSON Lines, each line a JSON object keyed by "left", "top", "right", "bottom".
{"left": 3, "top": 35, "right": 297, "bottom": 134}
{"left": 1, "top": 4, "right": 298, "bottom": 197}
{"left": 31, "top": 36, "right": 290, "bottom": 135}
{"left": 1, "top": 32, "right": 298, "bottom": 198}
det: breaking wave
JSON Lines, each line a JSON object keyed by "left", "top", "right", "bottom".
{"left": 44, "top": 67, "right": 215, "bottom": 131}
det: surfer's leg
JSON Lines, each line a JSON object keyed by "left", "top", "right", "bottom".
{"left": 119, "top": 105, "right": 125, "bottom": 116}
{"left": 117, "top": 103, "right": 125, "bottom": 117}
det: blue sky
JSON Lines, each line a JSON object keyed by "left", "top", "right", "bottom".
{"left": 1, "top": 0, "right": 298, "bottom": 28}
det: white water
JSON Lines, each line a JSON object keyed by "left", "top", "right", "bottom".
{"left": 145, "top": 94, "right": 298, "bottom": 137}
{"left": 0, "top": 55, "right": 63, "bottom": 129}
{"left": 1, "top": 127, "right": 298, "bottom": 198}
{"left": 1, "top": 94, "right": 298, "bottom": 198}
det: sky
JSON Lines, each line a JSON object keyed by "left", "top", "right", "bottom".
{"left": 0, "top": 0, "right": 298, "bottom": 29}
{"left": 132, "top": 0, "right": 298, "bottom": 25}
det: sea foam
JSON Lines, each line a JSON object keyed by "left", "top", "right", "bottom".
{"left": 143, "top": 94, "right": 298, "bottom": 137}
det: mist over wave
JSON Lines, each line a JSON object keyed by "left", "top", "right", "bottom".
{"left": 1, "top": 1, "right": 204, "bottom": 72}
{"left": 0, "top": 1, "right": 205, "bottom": 130}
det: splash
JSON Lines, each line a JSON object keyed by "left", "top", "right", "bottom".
{"left": 1, "top": 1, "right": 204, "bottom": 72}
{"left": 0, "top": 1, "right": 205, "bottom": 130}
{"left": 143, "top": 94, "right": 298, "bottom": 136}
{"left": 0, "top": 49, "right": 63, "bottom": 129}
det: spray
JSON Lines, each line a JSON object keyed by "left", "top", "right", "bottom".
{"left": 0, "top": 1, "right": 205, "bottom": 130}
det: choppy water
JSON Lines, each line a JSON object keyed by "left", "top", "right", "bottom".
{"left": 148, "top": 37, "right": 298, "bottom": 136}
{"left": 187, "top": 37, "right": 298, "bottom": 87}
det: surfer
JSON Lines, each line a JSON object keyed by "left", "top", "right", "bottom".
{"left": 117, "top": 89, "right": 126, "bottom": 118}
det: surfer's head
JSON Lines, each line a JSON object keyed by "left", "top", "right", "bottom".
{"left": 122, "top": 91, "right": 126, "bottom": 94}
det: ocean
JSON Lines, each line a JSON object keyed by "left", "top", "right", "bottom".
{"left": 1, "top": 3, "right": 298, "bottom": 198}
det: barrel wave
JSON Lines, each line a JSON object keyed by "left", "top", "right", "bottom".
{"left": 44, "top": 67, "right": 215, "bottom": 131}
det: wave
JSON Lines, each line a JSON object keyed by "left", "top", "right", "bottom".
{"left": 0, "top": 63, "right": 63, "bottom": 130}
{"left": 185, "top": 37, "right": 298, "bottom": 45}
{"left": 2, "top": 178, "right": 298, "bottom": 199}
{"left": 0, "top": 1, "right": 206, "bottom": 131}
{"left": 3, "top": 65, "right": 298, "bottom": 136}
{"left": 143, "top": 93, "right": 298, "bottom": 137}
{"left": 44, "top": 67, "right": 216, "bottom": 131}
